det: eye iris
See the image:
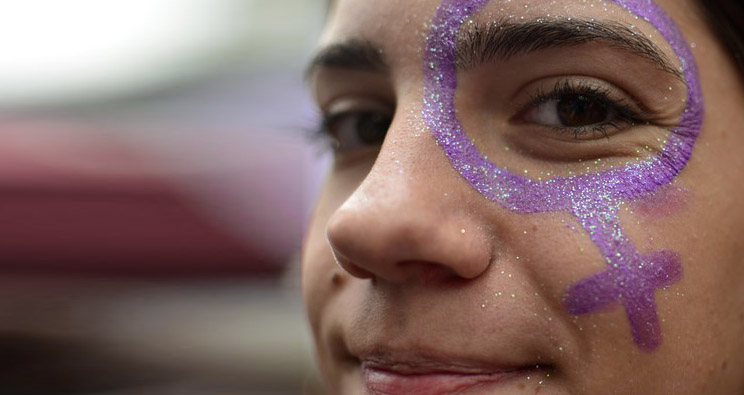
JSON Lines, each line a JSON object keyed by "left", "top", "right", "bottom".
{"left": 356, "top": 112, "right": 391, "bottom": 144}
{"left": 556, "top": 94, "right": 608, "bottom": 127}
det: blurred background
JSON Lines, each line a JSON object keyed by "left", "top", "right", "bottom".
{"left": 0, "top": 1, "right": 327, "bottom": 394}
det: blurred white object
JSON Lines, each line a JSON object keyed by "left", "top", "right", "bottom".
{"left": 0, "top": 0, "right": 322, "bottom": 108}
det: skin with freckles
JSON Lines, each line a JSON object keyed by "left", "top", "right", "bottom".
{"left": 303, "top": 0, "right": 744, "bottom": 393}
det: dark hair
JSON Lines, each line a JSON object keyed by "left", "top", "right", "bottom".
{"left": 699, "top": 0, "right": 744, "bottom": 76}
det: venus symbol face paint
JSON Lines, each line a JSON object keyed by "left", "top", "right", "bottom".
{"left": 422, "top": 0, "right": 703, "bottom": 350}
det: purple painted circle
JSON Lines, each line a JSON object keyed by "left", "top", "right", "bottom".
{"left": 422, "top": 0, "right": 703, "bottom": 214}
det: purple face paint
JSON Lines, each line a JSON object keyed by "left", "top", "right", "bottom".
{"left": 422, "top": 0, "right": 703, "bottom": 350}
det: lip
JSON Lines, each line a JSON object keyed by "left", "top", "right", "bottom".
{"left": 360, "top": 355, "right": 541, "bottom": 395}
{"left": 363, "top": 367, "right": 521, "bottom": 395}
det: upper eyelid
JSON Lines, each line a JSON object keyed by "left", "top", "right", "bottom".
{"left": 526, "top": 79, "right": 650, "bottom": 118}
{"left": 319, "top": 94, "right": 395, "bottom": 117}
{"left": 309, "top": 64, "right": 396, "bottom": 111}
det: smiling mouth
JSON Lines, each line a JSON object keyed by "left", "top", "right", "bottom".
{"left": 360, "top": 358, "right": 550, "bottom": 395}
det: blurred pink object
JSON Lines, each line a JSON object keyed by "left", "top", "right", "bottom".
{"left": 0, "top": 120, "right": 308, "bottom": 277}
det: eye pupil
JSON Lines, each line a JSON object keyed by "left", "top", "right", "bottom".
{"left": 356, "top": 112, "right": 391, "bottom": 144}
{"left": 556, "top": 94, "right": 608, "bottom": 127}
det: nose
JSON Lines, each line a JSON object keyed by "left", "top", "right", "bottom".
{"left": 326, "top": 120, "right": 493, "bottom": 285}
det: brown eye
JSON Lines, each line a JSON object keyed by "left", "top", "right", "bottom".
{"left": 526, "top": 94, "right": 614, "bottom": 129}
{"left": 324, "top": 110, "right": 391, "bottom": 151}
{"left": 520, "top": 86, "right": 636, "bottom": 140}
{"left": 355, "top": 112, "right": 390, "bottom": 144}
{"left": 556, "top": 94, "right": 610, "bottom": 127}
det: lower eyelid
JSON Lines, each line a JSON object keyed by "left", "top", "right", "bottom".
{"left": 501, "top": 123, "right": 668, "bottom": 164}
{"left": 559, "top": 124, "right": 623, "bottom": 140}
{"left": 545, "top": 122, "right": 626, "bottom": 141}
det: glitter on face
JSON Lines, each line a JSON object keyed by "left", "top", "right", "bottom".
{"left": 422, "top": 0, "right": 703, "bottom": 350}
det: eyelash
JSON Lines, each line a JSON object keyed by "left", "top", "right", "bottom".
{"left": 307, "top": 109, "right": 392, "bottom": 152}
{"left": 306, "top": 112, "right": 337, "bottom": 149}
{"left": 526, "top": 79, "right": 647, "bottom": 139}
{"left": 308, "top": 80, "right": 649, "bottom": 150}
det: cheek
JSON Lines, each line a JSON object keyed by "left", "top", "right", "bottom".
{"left": 302, "top": 221, "right": 334, "bottom": 331}
{"left": 609, "top": 158, "right": 744, "bottom": 386}
{"left": 301, "top": 164, "right": 372, "bottom": 328}
{"left": 628, "top": 185, "right": 689, "bottom": 219}
{"left": 492, "top": 211, "right": 594, "bottom": 300}
{"left": 302, "top": 198, "right": 341, "bottom": 329}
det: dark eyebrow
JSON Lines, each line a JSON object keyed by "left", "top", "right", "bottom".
{"left": 456, "top": 19, "right": 683, "bottom": 80}
{"left": 304, "top": 39, "right": 388, "bottom": 80}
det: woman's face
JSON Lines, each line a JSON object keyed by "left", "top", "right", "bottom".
{"left": 303, "top": 0, "right": 744, "bottom": 393}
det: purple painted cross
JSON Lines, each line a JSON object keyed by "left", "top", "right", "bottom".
{"left": 422, "top": 0, "right": 702, "bottom": 350}
{"left": 565, "top": 249, "right": 682, "bottom": 349}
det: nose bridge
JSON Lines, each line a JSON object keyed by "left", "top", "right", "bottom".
{"left": 326, "top": 116, "right": 493, "bottom": 283}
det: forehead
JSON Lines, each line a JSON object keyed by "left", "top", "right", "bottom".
{"left": 320, "top": 0, "right": 688, "bottom": 66}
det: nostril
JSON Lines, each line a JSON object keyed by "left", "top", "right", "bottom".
{"left": 332, "top": 250, "right": 375, "bottom": 279}
{"left": 326, "top": 204, "right": 381, "bottom": 280}
{"left": 397, "top": 260, "right": 464, "bottom": 285}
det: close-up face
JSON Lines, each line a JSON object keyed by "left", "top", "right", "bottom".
{"left": 303, "top": 0, "right": 744, "bottom": 393}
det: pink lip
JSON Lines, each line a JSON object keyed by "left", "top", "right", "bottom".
{"left": 362, "top": 360, "right": 529, "bottom": 395}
